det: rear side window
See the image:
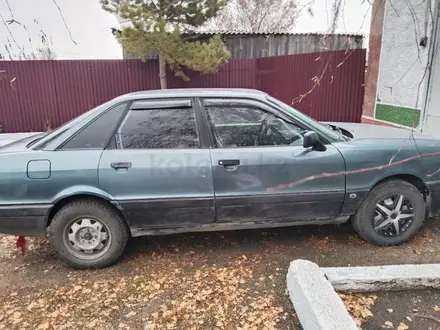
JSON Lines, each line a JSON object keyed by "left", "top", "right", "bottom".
{"left": 116, "top": 108, "right": 199, "bottom": 149}
{"left": 61, "top": 102, "right": 127, "bottom": 149}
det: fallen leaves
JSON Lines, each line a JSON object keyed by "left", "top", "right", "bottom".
{"left": 339, "top": 293, "right": 376, "bottom": 326}
{"left": 86, "top": 319, "right": 98, "bottom": 328}
{"left": 145, "top": 260, "right": 283, "bottom": 329}
{"left": 0, "top": 271, "right": 172, "bottom": 329}
{"left": 304, "top": 235, "right": 337, "bottom": 252}
{"left": 384, "top": 320, "right": 393, "bottom": 328}
{"left": 0, "top": 234, "right": 48, "bottom": 261}
{"left": 125, "top": 311, "right": 136, "bottom": 318}
{"left": 37, "top": 322, "right": 50, "bottom": 330}
{"left": 397, "top": 322, "right": 409, "bottom": 330}
{"left": 0, "top": 254, "right": 285, "bottom": 330}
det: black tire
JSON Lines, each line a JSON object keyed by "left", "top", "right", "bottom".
{"left": 48, "top": 199, "right": 129, "bottom": 269}
{"left": 352, "top": 180, "right": 426, "bottom": 245}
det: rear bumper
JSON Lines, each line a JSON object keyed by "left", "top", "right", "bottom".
{"left": 427, "top": 179, "right": 440, "bottom": 216}
{"left": 0, "top": 204, "right": 51, "bottom": 236}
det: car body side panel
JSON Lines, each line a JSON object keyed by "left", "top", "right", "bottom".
{"left": 52, "top": 185, "right": 116, "bottom": 204}
{"left": 333, "top": 139, "right": 426, "bottom": 215}
{"left": 415, "top": 138, "right": 440, "bottom": 215}
{"left": 209, "top": 145, "right": 347, "bottom": 222}
{"left": 98, "top": 149, "right": 215, "bottom": 229}
{"left": 0, "top": 204, "right": 49, "bottom": 236}
{"left": 0, "top": 150, "right": 102, "bottom": 235}
{"left": 0, "top": 150, "right": 102, "bottom": 205}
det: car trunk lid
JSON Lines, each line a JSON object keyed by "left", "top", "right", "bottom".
{"left": 0, "top": 133, "right": 44, "bottom": 153}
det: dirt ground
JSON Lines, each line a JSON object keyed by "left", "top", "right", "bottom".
{"left": 1, "top": 217, "right": 440, "bottom": 330}
{"left": 364, "top": 290, "right": 440, "bottom": 330}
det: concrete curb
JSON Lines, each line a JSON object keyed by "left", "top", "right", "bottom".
{"left": 287, "top": 261, "right": 440, "bottom": 329}
{"left": 323, "top": 263, "right": 440, "bottom": 292}
{"left": 286, "top": 260, "right": 357, "bottom": 330}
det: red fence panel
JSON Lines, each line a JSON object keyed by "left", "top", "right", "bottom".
{"left": 168, "top": 58, "right": 257, "bottom": 89}
{"left": 257, "top": 49, "right": 366, "bottom": 122}
{"left": 89, "top": 60, "right": 160, "bottom": 105}
{"left": 51, "top": 61, "right": 97, "bottom": 128}
{"left": 0, "top": 61, "right": 60, "bottom": 132}
{"left": 0, "top": 49, "right": 365, "bottom": 133}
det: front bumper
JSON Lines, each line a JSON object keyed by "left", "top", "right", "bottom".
{"left": 0, "top": 204, "right": 51, "bottom": 236}
{"left": 427, "top": 179, "right": 440, "bottom": 217}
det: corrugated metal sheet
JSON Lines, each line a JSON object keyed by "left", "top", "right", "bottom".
{"left": 168, "top": 58, "right": 257, "bottom": 89}
{"left": 123, "top": 33, "right": 364, "bottom": 59}
{"left": 257, "top": 49, "right": 366, "bottom": 122}
{"left": 0, "top": 60, "right": 160, "bottom": 132}
{"left": 0, "top": 49, "right": 365, "bottom": 133}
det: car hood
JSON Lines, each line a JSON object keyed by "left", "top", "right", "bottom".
{"left": 324, "top": 122, "right": 439, "bottom": 140}
{"left": 0, "top": 132, "right": 44, "bottom": 153}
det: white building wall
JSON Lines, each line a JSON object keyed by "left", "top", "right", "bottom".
{"left": 421, "top": 1, "right": 440, "bottom": 135}
{"left": 377, "top": 0, "right": 433, "bottom": 112}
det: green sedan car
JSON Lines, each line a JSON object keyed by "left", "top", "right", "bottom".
{"left": 1, "top": 89, "right": 440, "bottom": 268}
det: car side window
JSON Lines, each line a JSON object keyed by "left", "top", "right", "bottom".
{"left": 61, "top": 102, "right": 127, "bottom": 150}
{"left": 116, "top": 107, "right": 199, "bottom": 149}
{"left": 205, "top": 104, "right": 304, "bottom": 148}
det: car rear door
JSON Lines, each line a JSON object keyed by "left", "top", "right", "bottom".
{"left": 200, "top": 98, "right": 346, "bottom": 223}
{"left": 98, "top": 99, "right": 215, "bottom": 233}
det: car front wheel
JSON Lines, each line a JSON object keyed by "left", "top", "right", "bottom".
{"left": 352, "top": 180, "right": 426, "bottom": 245}
{"left": 48, "top": 199, "right": 129, "bottom": 269}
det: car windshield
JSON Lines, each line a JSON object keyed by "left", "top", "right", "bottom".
{"left": 267, "top": 96, "right": 342, "bottom": 141}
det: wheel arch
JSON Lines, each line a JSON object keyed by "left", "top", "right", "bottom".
{"left": 46, "top": 189, "right": 126, "bottom": 228}
{"left": 370, "top": 174, "right": 430, "bottom": 218}
{"left": 371, "top": 173, "right": 429, "bottom": 198}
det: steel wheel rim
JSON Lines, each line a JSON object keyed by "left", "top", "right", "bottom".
{"left": 63, "top": 217, "right": 112, "bottom": 260}
{"left": 372, "top": 194, "right": 416, "bottom": 237}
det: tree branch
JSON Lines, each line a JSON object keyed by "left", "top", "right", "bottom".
{"left": 292, "top": 54, "right": 331, "bottom": 104}
{"left": 268, "top": 150, "right": 440, "bottom": 192}
{"left": 0, "top": 13, "right": 26, "bottom": 58}
{"left": 4, "top": 0, "right": 21, "bottom": 25}
{"left": 51, "top": 0, "right": 77, "bottom": 45}
{"left": 388, "top": 123, "right": 416, "bottom": 166}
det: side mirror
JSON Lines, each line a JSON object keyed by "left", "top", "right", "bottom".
{"left": 303, "top": 131, "right": 326, "bottom": 151}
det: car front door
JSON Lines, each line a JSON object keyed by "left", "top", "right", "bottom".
{"left": 201, "top": 98, "right": 346, "bottom": 223}
{"left": 98, "top": 99, "right": 215, "bottom": 233}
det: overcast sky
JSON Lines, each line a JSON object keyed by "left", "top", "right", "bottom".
{"left": 0, "top": 0, "right": 372, "bottom": 59}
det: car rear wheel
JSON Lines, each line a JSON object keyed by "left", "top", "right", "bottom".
{"left": 48, "top": 199, "right": 129, "bottom": 269}
{"left": 352, "top": 180, "right": 426, "bottom": 245}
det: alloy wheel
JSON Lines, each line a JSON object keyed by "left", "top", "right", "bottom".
{"left": 372, "top": 194, "right": 415, "bottom": 237}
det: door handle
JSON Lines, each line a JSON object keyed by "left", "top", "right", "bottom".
{"left": 219, "top": 159, "right": 240, "bottom": 166}
{"left": 111, "top": 162, "right": 132, "bottom": 169}
{"left": 219, "top": 159, "right": 240, "bottom": 170}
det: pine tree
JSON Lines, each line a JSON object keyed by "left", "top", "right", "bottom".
{"left": 101, "top": 0, "right": 231, "bottom": 89}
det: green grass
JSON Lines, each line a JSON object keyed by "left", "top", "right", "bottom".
{"left": 375, "top": 103, "right": 420, "bottom": 127}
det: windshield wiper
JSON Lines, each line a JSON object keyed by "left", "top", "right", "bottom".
{"left": 325, "top": 124, "right": 348, "bottom": 141}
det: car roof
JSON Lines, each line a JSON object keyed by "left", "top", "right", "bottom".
{"left": 117, "top": 88, "right": 268, "bottom": 101}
